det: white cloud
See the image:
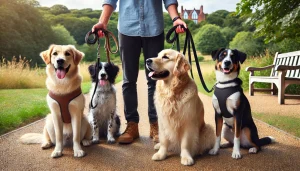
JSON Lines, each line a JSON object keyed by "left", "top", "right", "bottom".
{"left": 37, "top": 0, "right": 240, "bottom": 14}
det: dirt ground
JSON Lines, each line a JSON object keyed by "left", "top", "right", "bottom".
{"left": 0, "top": 72, "right": 299, "bottom": 171}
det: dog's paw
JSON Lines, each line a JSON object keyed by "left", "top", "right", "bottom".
{"left": 231, "top": 150, "right": 242, "bottom": 159}
{"left": 74, "top": 149, "right": 86, "bottom": 158}
{"left": 41, "top": 142, "right": 53, "bottom": 149}
{"left": 249, "top": 147, "right": 258, "bottom": 154}
{"left": 181, "top": 156, "right": 194, "bottom": 166}
{"left": 152, "top": 152, "right": 167, "bottom": 161}
{"left": 209, "top": 148, "right": 219, "bottom": 155}
{"left": 107, "top": 137, "right": 116, "bottom": 144}
{"left": 154, "top": 143, "right": 160, "bottom": 150}
{"left": 82, "top": 139, "right": 92, "bottom": 147}
{"left": 92, "top": 138, "right": 100, "bottom": 144}
{"left": 51, "top": 150, "right": 63, "bottom": 158}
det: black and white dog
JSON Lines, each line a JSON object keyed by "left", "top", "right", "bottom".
{"left": 209, "top": 48, "right": 275, "bottom": 159}
{"left": 88, "top": 62, "right": 120, "bottom": 144}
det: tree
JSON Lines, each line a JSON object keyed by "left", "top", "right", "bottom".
{"left": 236, "top": 0, "right": 300, "bottom": 43}
{"left": 229, "top": 31, "right": 265, "bottom": 56}
{"left": 51, "top": 25, "right": 77, "bottom": 45}
{"left": 50, "top": 4, "right": 70, "bottom": 15}
{"left": 221, "top": 27, "right": 237, "bottom": 45}
{"left": 0, "top": 0, "right": 56, "bottom": 65}
{"left": 194, "top": 24, "right": 227, "bottom": 55}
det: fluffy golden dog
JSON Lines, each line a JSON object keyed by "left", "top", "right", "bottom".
{"left": 20, "top": 45, "right": 92, "bottom": 158}
{"left": 146, "top": 49, "right": 215, "bottom": 165}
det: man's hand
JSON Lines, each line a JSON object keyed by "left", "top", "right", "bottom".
{"left": 92, "top": 22, "right": 107, "bottom": 38}
{"left": 173, "top": 19, "right": 187, "bottom": 34}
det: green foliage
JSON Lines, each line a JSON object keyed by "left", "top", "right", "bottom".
{"left": 236, "top": 0, "right": 300, "bottom": 43}
{"left": 206, "top": 10, "right": 230, "bottom": 27}
{"left": 0, "top": 0, "right": 56, "bottom": 65}
{"left": 49, "top": 4, "right": 70, "bottom": 15}
{"left": 268, "top": 38, "right": 300, "bottom": 54}
{"left": 229, "top": 31, "right": 265, "bottom": 56}
{"left": 221, "top": 27, "right": 237, "bottom": 45}
{"left": 51, "top": 25, "right": 77, "bottom": 45}
{"left": 194, "top": 24, "right": 227, "bottom": 55}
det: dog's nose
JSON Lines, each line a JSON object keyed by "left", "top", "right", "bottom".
{"left": 146, "top": 59, "right": 152, "bottom": 66}
{"left": 224, "top": 61, "right": 231, "bottom": 66}
{"left": 57, "top": 59, "right": 64, "bottom": 65}
{"left": 101, "top": 73, "right": 106, "bottom": 78}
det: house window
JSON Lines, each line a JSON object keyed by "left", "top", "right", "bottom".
{"left": 192, "top": 11, "right": 198, "bottom": 24}
{"left": 183, "top": 12, "right": 188, "bottom": 19}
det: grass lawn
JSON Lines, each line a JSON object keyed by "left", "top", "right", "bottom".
{"left": 0, "top": 88, "right": 49, "bottom": 135}
{"left": 0, "top": 79, "right": 120, "bottom": 135}
{"left": 253, "top": 113, "right": 300, "bottom": 138}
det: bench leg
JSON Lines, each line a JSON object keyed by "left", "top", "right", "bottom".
{"left": 278, "top": 87, "right": 284, "bottom": 104}
{"left": 271, "top": 83, "right": 278, "bottom": 95}
{"left": 249, "top": 82, "right": 254, "bottom": 96}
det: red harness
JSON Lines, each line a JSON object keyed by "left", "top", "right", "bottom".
{"left": 48, "top": 88, "right": 82, "bottom": 123}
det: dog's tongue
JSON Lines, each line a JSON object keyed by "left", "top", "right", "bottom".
{"left": 223, "top": 68, "right": 230, "bottom": 74}
{"left": 99, "top": 80, "right": 107, "bottom": 86}
{"left": 56, "top": 69, "right": 66, "bottom": 79}
{"left": 148, "top": 72, "right": 154, "bottom": 77}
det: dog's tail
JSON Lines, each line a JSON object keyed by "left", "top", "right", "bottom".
{"left": 257, "top": 136, "right": 275, "bottom": 146}
{"left": 198, "top": 124, "right": 216, "bottom": 154}
{"left": 19, "top": 133, "right": 43, "bottom": 144}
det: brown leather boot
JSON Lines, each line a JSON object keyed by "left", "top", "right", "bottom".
{"left": 118, "top": 122, "right": 139, "bottom": 144}
{"left": 150, "top": 121, "right": 159, "bottom": 143}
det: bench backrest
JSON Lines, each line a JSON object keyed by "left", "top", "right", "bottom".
{"left": 271, "top": 50, "right": 300, "bottom": 78}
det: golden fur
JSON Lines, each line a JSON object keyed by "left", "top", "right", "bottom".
{"left": 147, "top": 49, "right": 215, "bottom": 166}
{"left": 20, "top": 45, "right": 92, "bottom": 158}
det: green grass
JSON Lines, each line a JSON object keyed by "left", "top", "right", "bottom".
{"left": 0, "top": 88, "right": 49, "bottom": 135}
{"left": 253, "top": 113, "right": 300, "bottom": 137}
{"left": 0, "top": 76, "right": 122, "bottom": 136}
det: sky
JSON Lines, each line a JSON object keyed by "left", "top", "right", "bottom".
{"left": 37, "top": 0, "right": 240, "bottom": 14}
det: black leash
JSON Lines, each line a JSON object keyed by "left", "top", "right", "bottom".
{"left": 85, "top": 29, "right": 119, "bottom": 108}
{"left": 166, "top": 25, "right": 214, "bottom": 93}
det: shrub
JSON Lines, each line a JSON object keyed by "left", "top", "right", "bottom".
{"left": 229, "top": 31, "right": 265, "bottom": 57}
{"left": 194, "top": 24, "right": 227, "bottom": 55}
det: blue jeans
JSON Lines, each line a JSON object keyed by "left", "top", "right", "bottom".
{"left": 118, "top": 32, "right": 164, "bottom": 123}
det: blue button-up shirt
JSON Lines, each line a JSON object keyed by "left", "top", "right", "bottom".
{"left": 103, "top": 0, "right": 178, "bottom": 37}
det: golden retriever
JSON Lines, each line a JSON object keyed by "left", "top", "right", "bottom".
{"left": 20, "top": 45, "right": 92, "bottom": 158}
{"left": 146, "top": 49, "right": 215, "bottom": 166}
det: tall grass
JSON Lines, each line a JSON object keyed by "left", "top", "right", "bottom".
{"left": 0, "top": 56, "right": 46, "bottom": 89}
{"left": 0, "top": 57, "right": 93, "bottom": 89}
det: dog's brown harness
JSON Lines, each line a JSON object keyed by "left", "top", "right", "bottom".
{"left": 48, "top": 88, "right": 82, "bottom": 123}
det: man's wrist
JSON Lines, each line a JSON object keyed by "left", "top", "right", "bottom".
{"left": 172, "top": 16, "right": 181, "bottom": 23}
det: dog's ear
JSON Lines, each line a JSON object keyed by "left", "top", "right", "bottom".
{"left": 40, "top": 44, "right": 55, "bottom": 64}
{"left": 88, "top": 64, "right": 95, "bottom": 76}
{"left": 69, "top": 45, "right": 84, "bottom": 65}
{"left": 233, "top": 49, "right": 247, "bottom": 64}
{"left": 173, "top": 53, "right": 190, "bottom": 76}
{"left": 211, "top": 48, "right": 225, "bottom": 61}
{"left": 108, "top": 62, "right": 119, "bottom": 84}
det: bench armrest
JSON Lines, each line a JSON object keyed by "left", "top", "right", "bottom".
{"left": 275, "top": 65, "right": 300, "bottom": 71}
{"left": 245, "top": 65, "right": 274, "bottom": 72}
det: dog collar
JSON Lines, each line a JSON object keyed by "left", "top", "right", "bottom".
{"left": 218, "top": 78, "right": 242, "bottom": 85}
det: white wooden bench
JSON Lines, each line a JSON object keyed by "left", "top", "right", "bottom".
{"left": 246, "top": 50, "right": 300, "bottom": 104}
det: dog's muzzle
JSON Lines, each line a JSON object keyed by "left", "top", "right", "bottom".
{"left": 54, "top": 59, "right": 70, "bottom": 79}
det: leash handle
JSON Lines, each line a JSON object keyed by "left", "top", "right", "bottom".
{"left": 85, "top": 28, "right": 119, "bottom": 63}
{"left": 166, "top": 25, "right": 214, "bottom": 93}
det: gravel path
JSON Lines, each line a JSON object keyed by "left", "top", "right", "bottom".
{"left": 0, "top": 72, "right": 299, "bottom": 170}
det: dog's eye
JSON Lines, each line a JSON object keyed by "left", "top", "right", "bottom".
{"left": 53, "top": 52, "right": 58, "bottom": 56}
{"left": 162, "top": 56, "right": 169, "bottom": 60}
{"left": 65, "top": 52, "right": 70, "bottom": 56}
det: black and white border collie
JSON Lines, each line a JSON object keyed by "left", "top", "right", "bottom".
{"left": 209, "top": 48, "right": 275, "bottom": 159}
{"left": 88, "top": 62, "right": 120, "bottom": 144}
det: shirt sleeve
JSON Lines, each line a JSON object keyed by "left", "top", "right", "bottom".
{"left": 163, "top": 0, "right": 178, "bottom": 10}
{"left": 103, "top": 0, "right": 118, "bottom": 11}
